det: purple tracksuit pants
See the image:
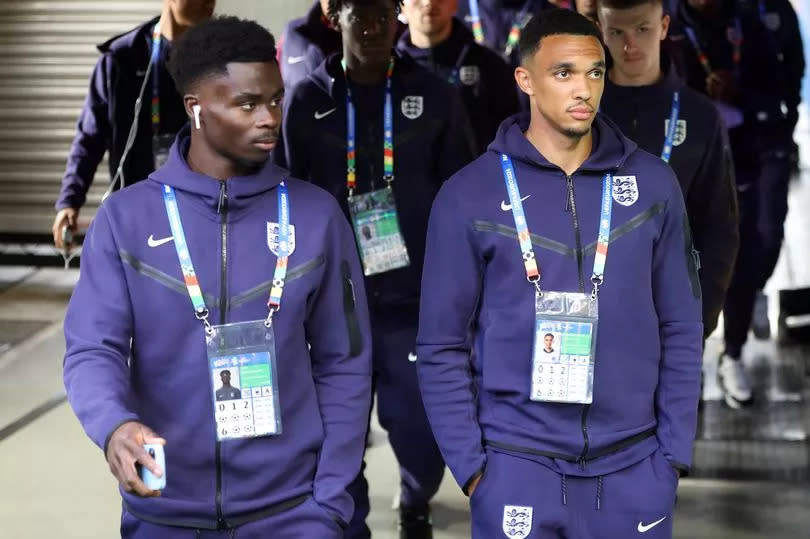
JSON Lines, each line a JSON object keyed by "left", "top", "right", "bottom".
{"left": 470, "top": 449, "right": 679, "bottom": 539}
{"left": 121, "top": 497, "right": 343, "bottom": 538}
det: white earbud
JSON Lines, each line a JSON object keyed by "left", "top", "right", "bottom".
{"left": 192, "top": 104, "right": 201, "bottom": 129}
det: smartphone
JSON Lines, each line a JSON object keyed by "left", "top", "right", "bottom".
{"left": 139, "top": 443, "right": 166, "bottom": 490}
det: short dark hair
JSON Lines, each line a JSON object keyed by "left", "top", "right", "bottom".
{"left": 518, "top": 8, "right": 603, "bottom": 64}
{"left": 327, "top": 0, "right": 403, "bottom": 23}
{"left": 598, "top": 0, "right": 662, "bottom": 10}
{"left": 544, "top": 333, "right": 554, "bottom": 339}
{"left": 221, "top": 370, "right": 231, "bottom": 376}
{"left": 168, "top": 16, "right": 277, "bottom": 94}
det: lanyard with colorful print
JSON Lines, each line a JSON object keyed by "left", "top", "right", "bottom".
{"left": 499, "top": 154, "right": 613, "bottom": 298}
{"left": 162, "top": 182, "right": 291, "bottom": 333}
{"left": 661, "top": 91, "right": 680, "bottom": 163}
{"left": 343, "top": 57, "right": 395, "bottom": 196}
{"left": 468, "top": 0, "right": 533, "bottom": 58}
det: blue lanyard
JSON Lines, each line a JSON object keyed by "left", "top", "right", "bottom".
{"left": 342, "top": 57, "right": 395, "bottom": 195}
{"left": 447, "top": 43, "right": 472, "bottom": 86}
{"left": 661, "top": 91, "right": 680, "bottom": 163}
{"left": 500, "top": 154, "right": 613, "bottom": 297}
{"left": 162, "top": 182, "right": 291, "bottom": 332}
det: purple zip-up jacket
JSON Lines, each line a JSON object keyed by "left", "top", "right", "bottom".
{"left": 416, "top": 113, "right": 703, "bottom": 493}
{"left": 63, "top": 127, "right": 372, "bottom": 529}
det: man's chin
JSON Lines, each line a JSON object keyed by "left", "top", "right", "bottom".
{"left": 563, "top": 126, "right": 592, "bottom": 139}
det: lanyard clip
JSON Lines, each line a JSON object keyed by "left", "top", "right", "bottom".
{"left": 265, "top": 303, "right": 279, "bottom": 328}
{"left": 590, "top": 276, "right": 603, "bottom": 301}
{"left": 196, "top": 308, "right": 213, "bottom": 335}
{"left": 383, "top": 174, "right": 394, "bottom": 186}
{"left": 528, "top": 275, "right": 542, "bottom": 297}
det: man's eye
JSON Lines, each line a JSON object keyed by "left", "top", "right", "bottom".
{"left": 555, "top": 70, "right": 570, "bottom": 79}
{"left": 609, "top": 29, "right": 621, "bottom": 37}
{"left": 588, "top": 70, "right": 604, "bottom": 79}
{"left": 240, "top": 103, "right": 255, "bottom": 111}
{"left": 269, "top": 97, "right": 283, "bottom": 108}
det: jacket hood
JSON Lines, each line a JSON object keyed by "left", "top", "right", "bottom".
{"left": 487, "top": 112, "right": 637, "bottom": 173}
{"left": 149, "top": 124, "right": 288, "bottom": 213}
{"left": 98, "top": 16, "right": 158, "bottom": 54}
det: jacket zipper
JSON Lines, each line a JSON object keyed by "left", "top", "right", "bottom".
{"left": 215, "top": 181, "right": 228, "bottom": 529}
{"left": 563, "top": 173, "right": 590, "bottom": 468}
{"left": 341, "top": 261, "right": 363, "bottom": 356}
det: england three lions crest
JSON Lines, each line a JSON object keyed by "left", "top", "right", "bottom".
{"left": 502, "top": 505, "right": 533, "bottom": 538}
{"left": 612, "top": 176, "right": 639, "bottom": 207}
{"left": 267, "top": 222, "right": 296, "bottom": 256}
{"left": 664, "top": 119, "right": 687, "bottom": 146}
{"left": 401, "top": 96, "right": 424, "bottom": 119}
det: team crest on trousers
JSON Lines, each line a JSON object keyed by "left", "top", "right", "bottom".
{"left": 612, "top": 176, "right": 639, "bottom": 207}
{"left": 267, "top": 222, "right": 296, "bottom": 256}
{"left": 401, "top": 96, "right": 424, "bottom": 119}
{"left": 664, "top": 118, "right": 687, "bottom": 146}
{"left": 502, "top": 505, "right": 533, "bottom": 538}
{"left": 459, "top": 65, "right": 480, "bottom": 86}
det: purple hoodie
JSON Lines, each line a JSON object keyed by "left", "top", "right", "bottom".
{"left": 416, "top": 113, "right": 703, "bottom": 492}
{"left": 63, "top": 126, "right": 372, "bottom": 529}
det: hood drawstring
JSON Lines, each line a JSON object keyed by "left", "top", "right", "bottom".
{"left": 596, "top": 475, "right": 604, "bottom": 511}
{"left": 561, "top": 473, "right": 568, "bottom": 506}
{"left": 229, "top": 528, "right": 237, "bottom": 539}
{"left": 195, "top": 531, "right": 201, "bottom": 539}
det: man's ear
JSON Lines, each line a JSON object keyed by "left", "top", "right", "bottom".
{"left": 183, "top": 95, "right": 200, "bottom": 119}
{"left": 515, "top": 66, "right": 534, "bottom": 97}
{"left": 661, "top": 14, "right": 671, "bottom": 41}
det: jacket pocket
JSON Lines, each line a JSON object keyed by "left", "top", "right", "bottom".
{"left": 341, "top": 260, "right": 362, "bottom": 357}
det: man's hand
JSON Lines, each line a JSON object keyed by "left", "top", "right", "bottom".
{"left": 706, "top": 69, "right": 739, "bottom": 103}
{"left": 105, "top": 421, "right": 166, "bottom": 497}
{"left": 467, "top": 471, "right": 483, "bottom": 497}
{"left": 52, "top": 208, "right": 79, "bottom": 249}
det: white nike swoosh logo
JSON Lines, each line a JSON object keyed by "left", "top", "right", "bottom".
{"left": 287, "top": 55, "right": 306, "bottom": 64}
{"left": 314, "top": 108, "right": 337, "bottom": 120}
{"left": 147, "top": 235, "right": 174, "bottom": 248}
{"left": 637, "top": 516, "right": 667, "bottom": 533}
{"left": 407, "top": 353, "right": 418, "bottom": 362}
{"left": 501, "top": 195, "right": 531, "bottom": 211}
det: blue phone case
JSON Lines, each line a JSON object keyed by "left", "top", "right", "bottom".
{"left": 140, "top": 443, "right": 166, "bottom": 490}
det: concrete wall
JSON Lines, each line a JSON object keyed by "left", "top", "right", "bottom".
{"left": 215, "top": 0, "right": 314, "bottom": 40}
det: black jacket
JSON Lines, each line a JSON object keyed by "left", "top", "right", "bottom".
{"left": 396, "top": 18, "right": 520, "bottom": 154}
{"left": 57, "top": 16, "right": 187, "bottom": 210}
{"left": 602, "top": 66, "right": 739, "bottom": 336}
{"left": 278, "top": 51, "right": 476, "bottom": 308}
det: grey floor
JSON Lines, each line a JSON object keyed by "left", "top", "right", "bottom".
{"left": 1, "top": 119, "right": 809, "bottom": 538}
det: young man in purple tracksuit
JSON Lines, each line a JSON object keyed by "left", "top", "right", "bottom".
{"left": 417, "top": 9, "right": 702, "bottom": 538}
{"left": 63, "top": 17, "right": 372, "bottom": 538}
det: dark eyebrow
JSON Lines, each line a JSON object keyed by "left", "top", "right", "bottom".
{"left": 592, "top": 60, "right": 606, "bottom": 69}
{"left": 548, "top": 62, "right": 574, "bottom": 72}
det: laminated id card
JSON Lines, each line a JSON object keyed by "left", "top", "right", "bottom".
{"left": 530, "top": 291, "right": 598, "bottom": 404}
{"left": 348, "top": 187, "right": 410, "bottom": 276}
{"left": 206, "top": 320, "right": 282, "bottom": 441}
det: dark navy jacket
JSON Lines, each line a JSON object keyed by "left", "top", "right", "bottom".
{"left": 397, "top": 18, "right": 520, "bottom": 154}
{"left": 57, "top": 16, "right": 187, "bottom": 210}
{"left": 669, "top": 0, "right": 790, "bottom": 150}
{"left": 278, "top": 1, "right": 341, "bottom": 93}
{"left": 63, "top": 128, "right": 372, "bottom": 529}
{"left": 454, "top": 0, "right": 554, "bottom": 68}
{"left": 278, "top": 51, "right": 476, "bottom": 310}
{"left": 601, "top": 66, "right": 738, "bottom": 337}
{"left": 417, "top": 113, "right": 703, "bottom": 489}
{"left": 757, "top": 0, "right": 805, "bottom": 132}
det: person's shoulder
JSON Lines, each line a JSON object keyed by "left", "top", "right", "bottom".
{"left": 678, "top": 86, "right": 723, "bottom": 131}
{"left": 97, "top": 16, "right": 156, "bottom": 56}
{"left": 622, "top": 146, "right": 680, "bottom": 197}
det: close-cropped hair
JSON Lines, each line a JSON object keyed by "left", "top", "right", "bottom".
{"left": 168, "top": 16, "right": 278, "bottom": 93}
{"left": 518, "top": 8, "right": 603, "bottom": 64}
